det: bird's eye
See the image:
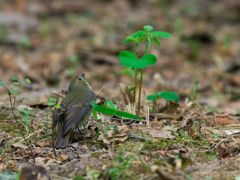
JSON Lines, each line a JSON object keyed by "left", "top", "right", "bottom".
{"left": 81, "top": 73, "right": 85, "bottom": 78}
{"left": 78, "top": 77, "right": 82, "bottom": 81}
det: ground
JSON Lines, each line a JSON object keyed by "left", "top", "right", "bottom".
{"left": 0, "top": 0, "right": 240, "bottom": 179}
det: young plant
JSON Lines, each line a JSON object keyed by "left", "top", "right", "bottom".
{"left": 0, "top": 76, "right": 33, "bottom": 155}
{"left": 147, "top": 91, "right": 179, "bottom": 113}
{"left": 119, "top": 25, "right": 172, "bottom": 113}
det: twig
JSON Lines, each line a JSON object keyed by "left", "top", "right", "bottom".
{"left": 128, "top": 133, "right": 153, "bottom": 142}
{"left": 153, "top": 113, "right": 183, "bottom": 121}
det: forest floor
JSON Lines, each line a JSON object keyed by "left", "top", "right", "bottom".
{"left": 0, "top": 0, "right": 240, "bottom": 179}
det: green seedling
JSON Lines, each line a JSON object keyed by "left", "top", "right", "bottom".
{"left": 0, "top": 76, "right": 34, "bottom": 155}
{"left": 103, "top": 153, "right": 134, "bottom": 180}
{"left": 19, "top": 36, "right": 31, "bottom": 49}
{"left": 147, "top": 91, "right": 179, "bottom": 113}
{"left": 119, "top": 25, "right": 172, "bottom": 113}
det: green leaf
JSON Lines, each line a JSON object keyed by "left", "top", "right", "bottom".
{"left": 124, "top": 36, "right": 136, "bottom": 43}
{"left": 92, "top": 104, "right": 143, "bottom": 120}
{"left": 124, "top": 31, "right": 145, "bottom": 43}
{"left": 155, "top": 92, "right": 180, "bottom": 102}
{"left": 25, "top": 78, "right": 31, "bottom": 84}
{"left": 12, "top": 82, "right": 20, "bottom": 86}
{"left": 10, "top": 89, "right": 18, "bottom": 95}
{"left": 119, "top": 51, "right": 157, "bottom": 68}
{"left": 49, "top": 98, "right": 57, "bottom": 102}
{"left": 104, "top": 101, "right": 117, "bottom": 110}
{"left": 54, "top": 105, "right": 61, "bottom": 109}
{"left": 147, "top": 95, "right": 155, "bottom": 100}
{"left": 144, "top": 25, "right": 154, "bottom": 32}
{"left": 70, "top": 54, "right": 78, "bottom": 63}
{"left": 150, "top": 31, "right": 173, "bottom": 38}
{"left": 151, "top": 35, "right": 161, "bottom": 47}
{"left": 73, "top": 174, "right": 85, "bottom": 180}
{"left": 211, "top": 133, "right": 218, "bottom": 138}
{"left": 48, "top": 102, "right": 54, "bottom": 106}
{"left": 0, "top": 82, "right": 7, "bottom": 86}
{"left": 9, "top": 76, "right": 18, "bottom": 81}
{"left": 92, "top": 110, "right": 99, "bottom": 120}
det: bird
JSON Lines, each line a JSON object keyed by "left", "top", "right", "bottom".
{"left": 53, "top": 73, "right": 96, "bottom": 148}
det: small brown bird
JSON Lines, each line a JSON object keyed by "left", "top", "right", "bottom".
{"left": 54, "top": 74, "right": 96, "bottom": 148}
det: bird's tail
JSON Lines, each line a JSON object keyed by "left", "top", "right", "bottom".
{"left": 55, "top": 124, "right": 71, "bottom": 149}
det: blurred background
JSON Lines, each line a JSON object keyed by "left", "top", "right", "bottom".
{"left": 0, "top": 0, "right": 239, "bottom": 112}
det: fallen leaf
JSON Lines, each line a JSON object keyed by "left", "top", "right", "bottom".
{"left": 35, "top": 157, "right": 56, "bottom": 167}
{"left": 99, "top": 125, "right": 130, "bottom": 144}
{"left": 60, "top": 154, "right": 68, "bottom": 161}
{"left": 148, "top": 129, "right": 175, "bottom": 139}
{"left": 36, "top": 141, "right": 47, "bottom": 147}
{"left": 0, "top": 163, "right": 6, "bottom": 172}
{"left": 12, "top": 142, "right": 28, "bottom": 149}
{"left": 216, "top": 116, "right": 235, "bottom": 125}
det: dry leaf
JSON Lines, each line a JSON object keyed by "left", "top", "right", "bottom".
{"left": 100, "top": 125, "right": 130, "bottom": 144}
{"left": 216, "top": 116, "right": 235, "bottom": 125}
{"left": 12, "top": 142, "right": 28, "bottom": 149}
{"left": 148, "top": 129, "right": 175, "bottom": 139}
{"left": 60, "top": 154, "right": 68, "bottom": 161}
{"left": 36, "top": 141, "right": 47, "bottom": 147}
{"left": 0, "top": 163, "right": 6, "bottom": 172}
{"left": 35, "top": 157, "right": 56, "bottom": 167}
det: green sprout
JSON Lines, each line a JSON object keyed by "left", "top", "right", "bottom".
{"left": 119, "top": 25, "right": 172, "bottom": 113}
{"left": 147, "top": 91, "right": 179, "bottom": 113}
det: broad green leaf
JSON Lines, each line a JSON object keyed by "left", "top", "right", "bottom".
{"left": 140, "top": 54, "right": 157, "bottom": 67}
{"left": 150, "top": 31, "right": 173, "bottom": 38}
{"left": 119, "top": 51, "right": 157, "bottom": 68}
{"left": 92, "top": 110, "right": 99, "bottom": 120}
{"left": 93, "top": 104, "right": 143, "bottom": 120}
{"left": 147, "top": 95, "right": 155, "bottom": 100}
{"left": 104, "top": 101, "right": 117, "bottom": 110}
{"left": 144, "top": 25, "right": 154, "bottom": 32}
{"left": 115, "top": 111, "right": 142, "bottom": 120}
{"left": 155, "top": 91, "right": 179, "bottom": 102}
{"left": 152, "top": 35, "right": 161, "bottom": 47}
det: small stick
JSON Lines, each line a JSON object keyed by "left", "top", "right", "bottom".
{"left": 153, "top": 113, "right": 183, "bottom": 120}
{"left": 128, "top": 133, "right": 153, "bottom": 142}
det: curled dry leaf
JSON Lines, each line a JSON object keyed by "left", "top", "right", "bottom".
{"left": 99, "top": 125, "right": 130, "bottom": 144}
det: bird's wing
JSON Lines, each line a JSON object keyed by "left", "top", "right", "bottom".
{"left": 62, "top": 93, "right": 96, "bottom": 136}
{"left": 53, "top": 103, "right": 67, "bottom": 129}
